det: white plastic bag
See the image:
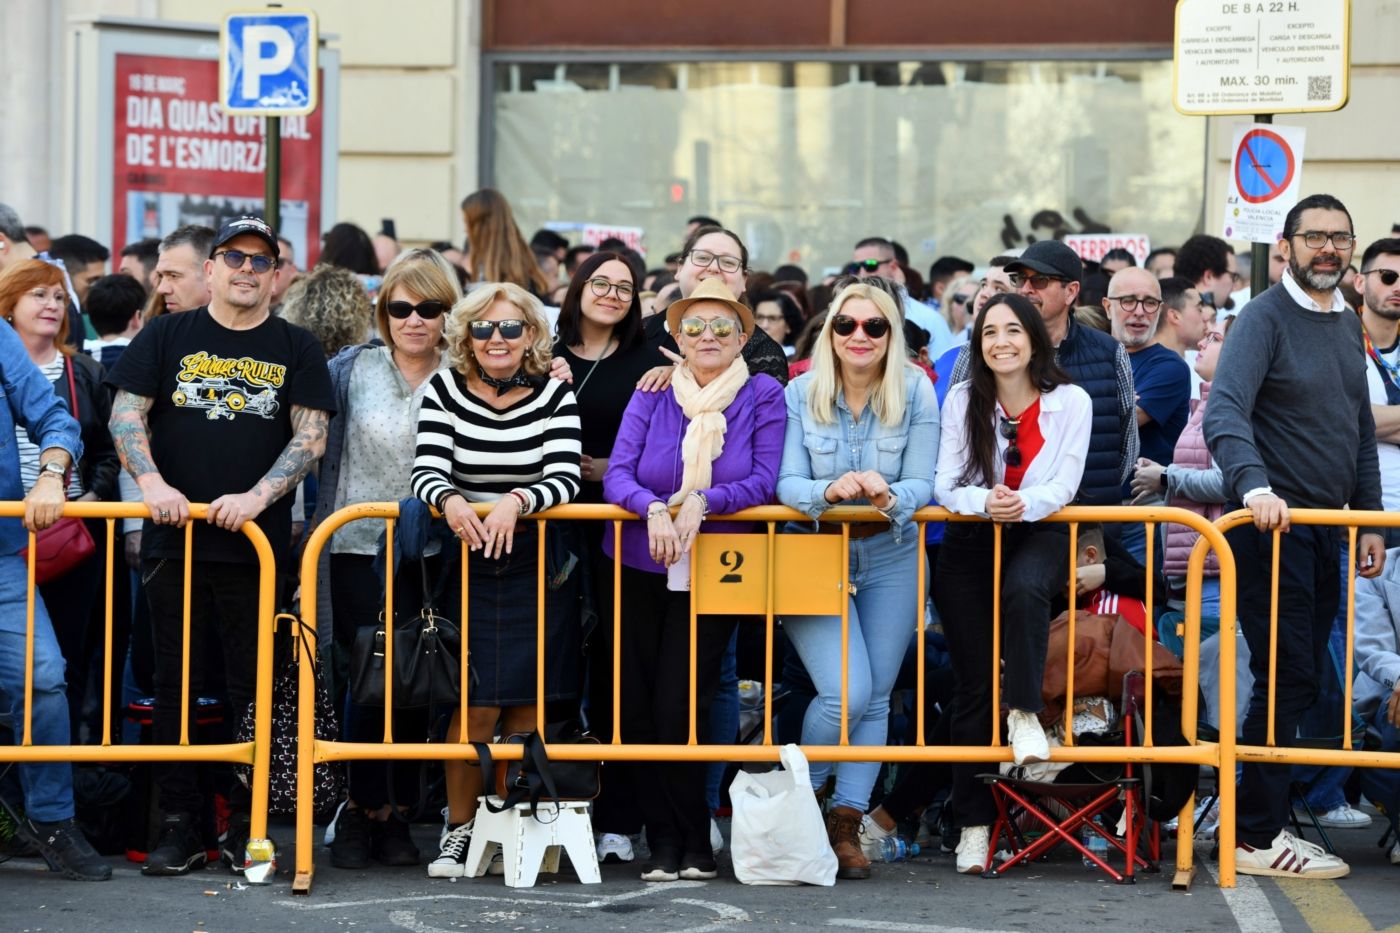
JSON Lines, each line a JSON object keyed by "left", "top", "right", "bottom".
{"left": 729, "top": 744, "right": 837, "bottom": 886}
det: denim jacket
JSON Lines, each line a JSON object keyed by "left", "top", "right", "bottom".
{"left": 0, "top": 320, "right": 82, "bottom": 554}
{"left": 777, "top": 366, "right": 938, "bottom": 544}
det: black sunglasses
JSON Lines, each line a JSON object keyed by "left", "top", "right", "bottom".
{"left": 999, "top": 416, "right": 1023, "bottom": 468}
{"left": 213, "top": 249, "right": 275, "bottom": 274}
{"left": 386, "top": 299, "right": 446, "bottom": 320}
{"left": 468, "top": 319, "right": 526, "bottom": 340}
{"left": 831, "top": 315, "right": 891, "bottom": 339}
{"left": 1363, "top": 268, "right": 1400, "bottom": 287}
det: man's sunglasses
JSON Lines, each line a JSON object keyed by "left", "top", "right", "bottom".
{"left": 386, "top": 300, "right": 447, "bottom": 320}
{"left": 1007, "top": 271, "right": 1066, "bottom": 291}
{"left": 678, "top": 317, "right": 737, "bottom": 338}
{"left": 831, "top": 315, "right": 891, "bottom": 339}
{"left": 468, "top": 319, "right": 526, "bottom": 340}
{"left": 999, "top": 416, "right": 1023, "bottom": 468}
{"left": 213, "top": 249, "right": 275, "bottom": 274}
{"left": 1362, "top": 268, "right": 1400, "bottom": 287}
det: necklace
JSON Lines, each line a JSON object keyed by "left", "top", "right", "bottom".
{"left": 572, "top": 336, "right": 615, "bottom": 399}
{"left": 1362, "top": 326, "right": 1400, "bottom": 387}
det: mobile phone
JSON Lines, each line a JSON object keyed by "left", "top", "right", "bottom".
{"left": 381, "top": 218, "right": 397, "bottom": 241}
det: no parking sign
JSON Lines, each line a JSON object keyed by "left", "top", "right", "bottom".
{"left": 1221, "top": 122, "right": 1306, "bottom": 245}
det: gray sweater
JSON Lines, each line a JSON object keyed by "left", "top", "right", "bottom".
{"left": 1203, "top": 282, "right": 1381, "bottom": 513}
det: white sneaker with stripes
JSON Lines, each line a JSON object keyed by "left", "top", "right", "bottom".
{"left": 1235, "top": 830, "right": 1349, "bottom": 879}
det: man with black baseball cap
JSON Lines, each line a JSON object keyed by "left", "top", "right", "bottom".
{"left": 106, "top": 215, "right": 334, "bottom": 877}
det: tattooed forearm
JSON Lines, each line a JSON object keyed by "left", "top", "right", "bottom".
{"left": 109, "top": 390, "right": 159, "bottom": 480}
{"left": 250, "top": 406, "right": 329, "bottom": 504}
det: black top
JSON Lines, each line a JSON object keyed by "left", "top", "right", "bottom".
{"left": 552, "top": 338, "right": 660, "bottom": 503}
{"left": 106, "top": 307, "right": 336, "bottom": 564}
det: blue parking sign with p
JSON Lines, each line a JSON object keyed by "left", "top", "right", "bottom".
{"left": 220, "top": 10, "right": 319, "bottom": 116}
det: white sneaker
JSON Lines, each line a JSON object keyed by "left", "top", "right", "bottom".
{"left": 954, "top": 825, "right": 990, "bottom": 874}
{"left": 1389, "top": 840, "right": 1400, "bottom": 866}
{"left": 1236, "top": 830, "right": 1349, "bottom": 879}
{"left": 1006, "top": 709, "right": 1049, "bottom": 766}
{"left": 428, "top": 819, "right": 473, "bottom": 879}
{"left": 859, "top": 813, "right": 895, "bottom": 861}
{"left": 710, "top": 818, "right": 725, "bottom": 855}
{"left": 596, "top": 832, "right": 635, "bottom": 863}
{"left": 1312, "top": 804, "right": 1372, "bottom": 829}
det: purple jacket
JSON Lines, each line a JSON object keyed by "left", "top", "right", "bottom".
{"left": 603, "top": 374, "right": 785, "bottom": 573}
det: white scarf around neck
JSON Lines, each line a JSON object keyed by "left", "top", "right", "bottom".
{"left": 667, "top": 356, "right": 750, "bottom": 506}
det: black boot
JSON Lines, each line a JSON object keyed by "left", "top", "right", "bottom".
{"left": 142, "top": 812, "right": 207, "bottom": 876}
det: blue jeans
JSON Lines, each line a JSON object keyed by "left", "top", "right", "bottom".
{"left": 1360, "top": 705, "right": 1400, "bottom": 833}
{"left": 782, "top": 530, "right": 920, "bottom": 812}
{"left": 0, "top": 555, "right": 74, "bottom": 821}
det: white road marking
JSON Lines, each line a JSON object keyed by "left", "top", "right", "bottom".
{"left": 1201, "top": 848, "right": 1283, "bottom": 933}
{"left": 667, "top": 897, "right": 751, "bottom": 932}
{"left": 278, "top": 879, "right": 707, "bottom": 911}
{"left": 828, "top": 921, "right": 1024, "bottom": 933}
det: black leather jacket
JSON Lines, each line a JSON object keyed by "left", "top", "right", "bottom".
{"left": 58, "top": 352, "right": 119, "bottom": 501}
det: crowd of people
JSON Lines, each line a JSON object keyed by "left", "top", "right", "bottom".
{"left": 0, "top": 186, "right": 1398, "bottom": 889}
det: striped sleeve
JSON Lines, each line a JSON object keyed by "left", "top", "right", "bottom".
{"left": 411, "top": 372, "right": 460, "bottom": 511}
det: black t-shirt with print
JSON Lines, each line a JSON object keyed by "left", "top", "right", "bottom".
{"left": 106, "top": 307, "right": 335, "bottom": 564}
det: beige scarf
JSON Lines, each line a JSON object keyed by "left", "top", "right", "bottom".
{"left": 667, "top": 357, "right": 750, "bottom": 506}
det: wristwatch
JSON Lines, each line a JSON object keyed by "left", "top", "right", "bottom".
{"left": 38, "top": 461, "right": 65, "bottom": 480}
{"left": 1159, "top": 469, "right": 1168, "bottom": 490}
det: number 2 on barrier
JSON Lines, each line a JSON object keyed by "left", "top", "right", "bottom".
{"left": 693, "top": 533, "right": 845, "bottom": 616}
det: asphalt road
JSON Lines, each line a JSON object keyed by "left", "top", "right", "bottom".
{"left": 3, "top": 813, "right": 1398, "bottom": 932}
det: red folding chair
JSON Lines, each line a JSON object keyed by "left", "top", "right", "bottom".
{"left": 978, "top": 671, "right": 1158, "bottom": 883}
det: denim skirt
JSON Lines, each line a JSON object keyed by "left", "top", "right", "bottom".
{"left": 465, "top": 523, "right": 581, "bottom": 706}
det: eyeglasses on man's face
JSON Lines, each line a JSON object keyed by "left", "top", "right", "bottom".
{"left": 1361, "top": 268, "right": 1400, "bottom": 287}
{"left": 1008, "top": 271, "right": 1065, "bottom": 291}
{"left": 1109, "top": 294, "right": 1163, "bottom": 314}
{"left": 1291, "top": 231, "right": 1356, "bottom": 250}
{"left": 213, "top": 249, "right": 275, "bottom": 274}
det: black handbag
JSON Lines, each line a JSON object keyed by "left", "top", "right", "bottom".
{"left": 472, "top": 721, "right": 601, "bottom": 819}
{"left": 238, "top": 613, "right": 344, "bottom": 822}
{"left": 349, "top": 559, "right": 462, "bottom": 709}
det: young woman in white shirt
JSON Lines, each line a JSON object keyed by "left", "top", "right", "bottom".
{"left": 932, "top": 292, "right": 1092, "bottom": 874}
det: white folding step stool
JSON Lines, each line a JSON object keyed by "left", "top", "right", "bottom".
{"left": 463, "top": 796, "right": 602, "bottom": 888}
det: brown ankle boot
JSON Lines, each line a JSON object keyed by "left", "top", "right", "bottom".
{"left": 826, "top": 805, "right": 871, "bottom": 879}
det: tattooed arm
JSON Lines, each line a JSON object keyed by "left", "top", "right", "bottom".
{"left": 207, "top": 405, "right": 330, "bottom": 532}
{"left": 110, "top": 389, "right": 191, "bottom": 527}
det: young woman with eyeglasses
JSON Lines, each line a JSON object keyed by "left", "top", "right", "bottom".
{"left": 932, "top": 292, "right": 1091, "bottom": 875}
{"left": 551, "top": 250, "right": 664, "bottom": 864}
{"left": 775, "top": 282, "right": 938, "bottom": 879}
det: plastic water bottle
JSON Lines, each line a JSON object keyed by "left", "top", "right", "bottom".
{"left": 1082, "top": 822, "right": 1110, "bottom": 867}
{"left": 879, "top": 835, "right": 921, "bottom": 862}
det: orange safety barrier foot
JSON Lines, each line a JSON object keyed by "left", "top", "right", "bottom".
{"left": 244, "top": 837, "right": 277, "bottom": 885}
{"left": 1172, "top": 865, "right": 1196, "bottom": 891}
{"left": 292, "top": 869, "right": 314, "bottom": 895}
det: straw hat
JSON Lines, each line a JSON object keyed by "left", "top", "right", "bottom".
{"left": 665, "top": 276, "right": 755, "bottom": 337}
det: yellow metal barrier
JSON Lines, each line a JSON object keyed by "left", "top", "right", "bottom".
{"left": 0, "top": 502, "right": 279, "bottom": 877}
{"left": 1205, "top": 508, "right": 1400, "bottom": 888}
{"left": 292, "top": 502, "right": 1230, "bottom": 894}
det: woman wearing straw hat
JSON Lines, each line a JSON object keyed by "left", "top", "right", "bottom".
{"left": 603, "top": 276, "right": 785, "bottom": 882}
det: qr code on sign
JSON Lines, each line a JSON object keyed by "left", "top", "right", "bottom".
{"left": 1308, "top": 75, "right": 1332, "bottom": 101}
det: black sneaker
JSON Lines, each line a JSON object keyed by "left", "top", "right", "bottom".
{"left": 142, "top": 812, "right": 207, "bottom": 876}
{"left": 220, "top": 810, "right": 250, "bottom": 874}
{"left": 21, "top": 818, "right": 112, "bottom": 882}
{"left": 678, "top": 852, "right": 718, "bottom": 880}
{"left": 329, "top": 806, "right": 373, "bottom": 870}
{"left": 372, "top": 814, "right": 421, "bottom": 866}
{"left": 640, "top": 848, "right": 681, "bottom": 882}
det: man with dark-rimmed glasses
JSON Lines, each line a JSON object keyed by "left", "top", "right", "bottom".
{"left": 1205, "top": 193, "right": 1384, "bottom": 879}
{"left": 853, "top": 236, "right": 954, "bottom": 359}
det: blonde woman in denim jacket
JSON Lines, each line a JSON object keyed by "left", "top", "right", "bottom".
{"left": 776, "top": 282, "right": 938, "bottom": 879}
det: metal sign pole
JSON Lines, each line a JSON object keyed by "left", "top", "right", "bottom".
{"left": 1250, "top": 112, "right": 1272, "bottom": 300}
{"left": 265, "top": 115, "right": 281, "bottom": 232}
